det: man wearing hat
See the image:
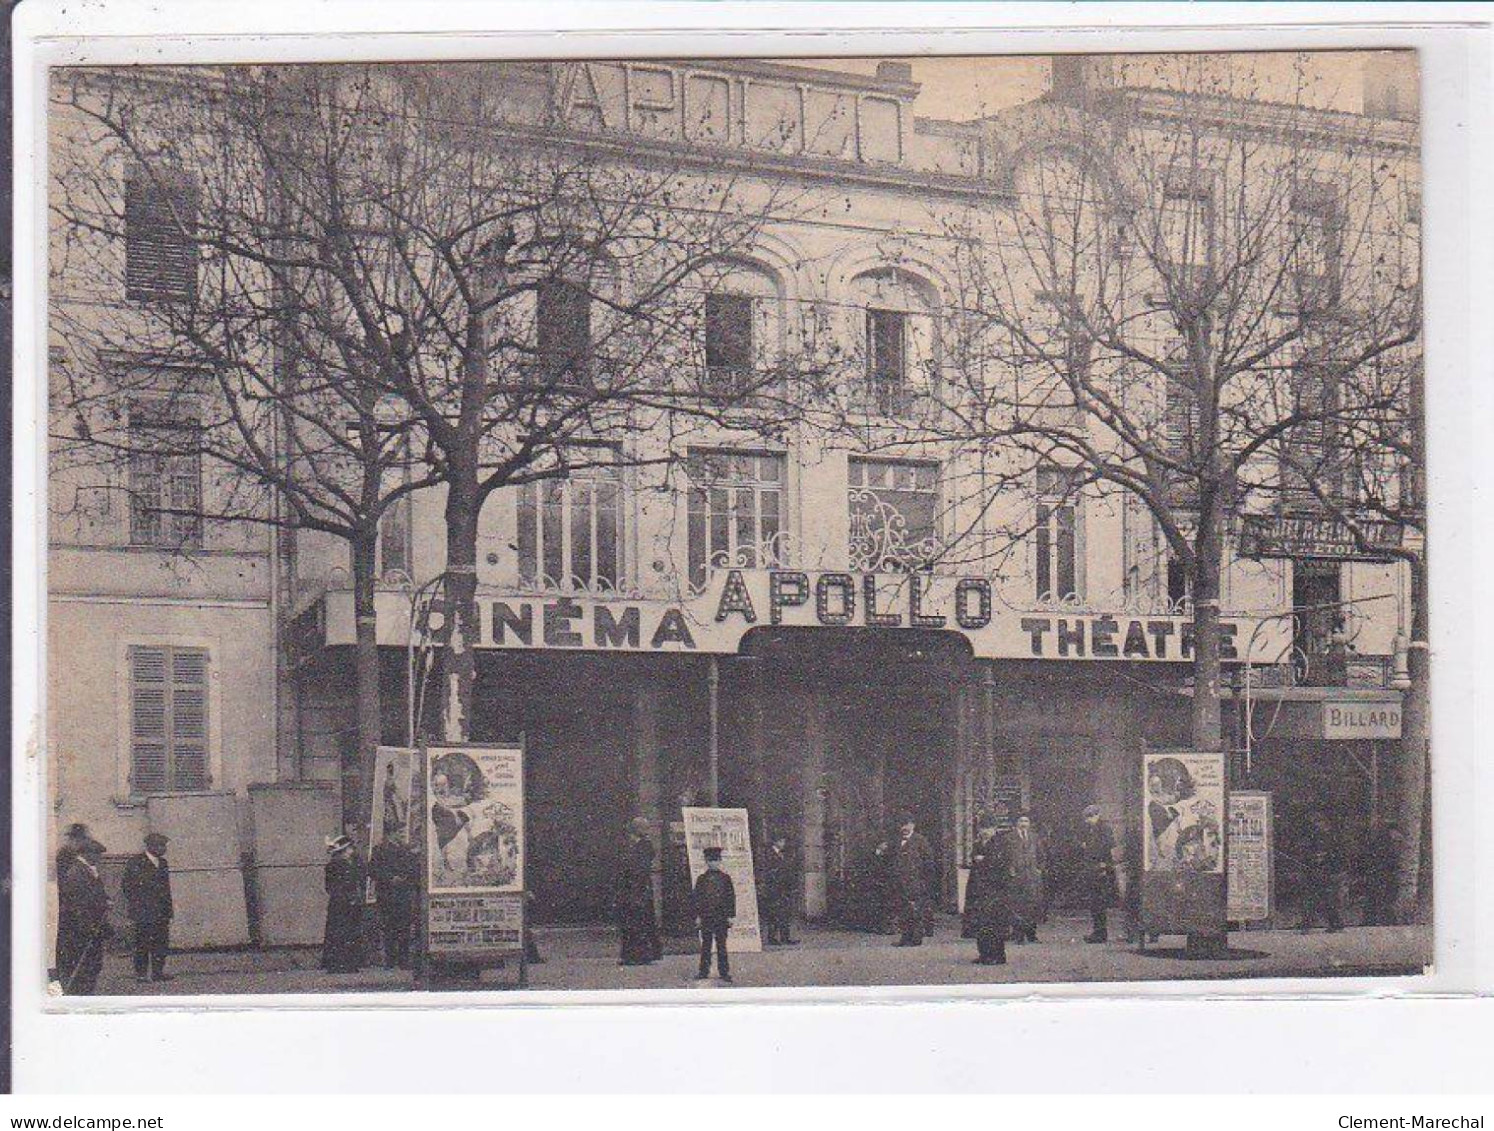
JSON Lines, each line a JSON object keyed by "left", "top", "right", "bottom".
{"left": 760, "top": 833, "right": 799, "bottom": 946}
{"left": 122, "top": 832, "right": 175, "bottom": 983}
{"left": 891, "top": 815, "right": 935, "bottom": 947}
{"left": 617, "top": 817, "right": 662, "bottom": 966}
{"left": 322, "top": 833, "right": 366, "bottom": 973}
{"left": 1078, "top": 805, "right": 1119, "bottom": 943}
{"left": 56, "top": 837, "right": 111, "bottom": 995}
{"left": 691, "top": 846, "right": 736, "bottom": 982}
{"left": 963, "top": 813, "right": 1012, "bottom": 965}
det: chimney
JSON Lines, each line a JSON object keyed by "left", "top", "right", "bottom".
{"left": 1050, "top": 56, "right": 1115, "bottom": 101}
{"left": 876, "top": 60, "right": 915, "bottom": 85}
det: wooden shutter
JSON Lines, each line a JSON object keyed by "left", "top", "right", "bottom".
{"left": 129, "top": 645, "right": 210, "bottom": 795}
{"left": 124, "top": 169, "right": 200, "bottom": 303}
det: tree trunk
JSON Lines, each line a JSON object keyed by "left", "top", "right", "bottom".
{"left": 1396, "top": 552, "right": 1430, "bottom": 922}
{"left": 351, "top": 526, "right": 383, "bottom": 839}
{"left": 1190, "top": 509, "right": 1224, "bottom": 754}
{"left": 440, "top": 474, "right": 480, "bottom": 745}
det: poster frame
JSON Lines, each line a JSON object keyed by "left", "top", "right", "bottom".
{"left": 681, "top": 806, "right": 764, "bottom": 954}
{"left": 417, "top": 737, "right": 528, "bottom": 986}
{"left": 1226, "top": 790, "right": 1275, "bottom": 923}
{"left": 1140, "top": 749, "right": 1228, "bottom": 938}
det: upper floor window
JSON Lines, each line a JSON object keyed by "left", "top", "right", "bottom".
{"left": 850, "top": 268, "right": 938, "bottom": 418}
{"left": 1160, "top": 179, "right": 1213, "bottom": 274}
{"left": 1290, "top": 187, "right": 1341, "bottom": 306}
{"left": 517, "top": 449, "right": 624, "bottom": 592}
{"left": 125, "top": 167, "right": 199, "bottom": 304}
{"left": 536, "top": 277, "right": 593, "bottom": 385}
{"left": 378, "top": 498, "right": 412, "bottom": 580}
{"left": 865, "top": 307, "right": 909, "bottom": 416}
{"left": 703, "top": 292, "right": 756, "bottom": 397}
{"left": 128, "top": 400, "right": 202, "bottom": 549}
{"left": 848, "top": 457, "right": 940, "bottom": 572}
{"left": 1035, "top": 465, "right": 1081, "bottom": 602}
{"left": 128, "top": 645, "right": 210, "bottom": 795}
{"left": 686, "top": 450, "right": 785, "bottom": 591}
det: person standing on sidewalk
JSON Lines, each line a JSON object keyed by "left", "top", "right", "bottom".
{"left": 1007, "top": 814, "right": 1044, "bottom": 944}
{"left": 369, "top": 831, "right": 418, "bottom": 969}
{"left": 1298, "top": 809, "right": 1346, "bottom": 933}
{"left": 692, "top": 846, "right": 736, "bottom": 982}
{"left": 617, "top": 818, "right": 661, "bottom": 966}
{"left": 891, "top": 816, "right": 934, "bottom": 947}
{"left": 121, "top": 832, "right": 174, "bottom": 983}
{"left": 1078, "top": 805, "right": 1119, "bottom": 943}
{"left": 57, "top": 838, "right": 111, "bottom": 994}
{"left": 761, "top": 834, "right": 799, "bottom": 946}
{"left": 964, "top": 815, "right": 1012, "bottom": 965}
{"left": 1361, "top": 821, "right": 1404, "bottom": 926}
{"left": 322, "top": 834, "right": 366, "bottom": 973}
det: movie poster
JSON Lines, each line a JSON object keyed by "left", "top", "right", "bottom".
{"left": 682, "top": 807, "right": 763, "bottom": 953}
{"left": 1143, "top": 752, "right": 1225, "bottom": 874}
{"left": 427, "top": 745, "right": 524, "bottom": 894}
{"left": 1227, "top": 791, "right": 1273, "bottom": 921}
{"left": 369, "top": 746, "right": 418, "bottom": 851}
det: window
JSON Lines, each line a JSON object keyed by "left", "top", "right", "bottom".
{"left": 1290, "top": 191, "right": 1340, "bottom": 306}
{"left": 1160, "top": 182, "right": 1213, "bottom": 273}
{"left": 129, "top": 402, "right": 202, "bottom": 549}
{"left": 687, "top": 450, "right": 785, "bottom": 590}
{"left": 536, "top": 278, "right": 592, "bottom": 385}
{"left": 378, "top": 499, "right": 411, "bottom": 580}
{"left": 1166, "top": 557, "right": 1192, "bottom": 610}
{"left": 128, "top": 645, "right": 210, "bottom": 795}
{"left": 703, "top": 292, "right": 755, "bottom": 397}
{"left": 1035, "top": 466, "right": 1080, "bottom": 602}
{"left": 517, "top": 453, "right": 624, "bottom": 591}
{"left": 1284, "top": 362, "right": 1347, "bottom": 503}
{"left": 848, "top": 458, "right": 940, "bottom": 572}
{"left": 1293, "top": 560, "right": 1345, "bottom": 687}
{"left": 125, "top": 167, "right": 199, "bottom": 303}
{"left": 865, "top": 307, "right": 910, "bottom": 415}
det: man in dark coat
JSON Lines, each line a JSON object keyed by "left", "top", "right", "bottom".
{"left": 964, "top": 816, "right": 1012, "bottom": 965}
{"left": 1078, "top": 805, "right": 1118, "bottom": 943}
{"left": 1006, "top": 814, "right": 1044, "bottom": 944}
{"left": 369, "top": 831, "right": 418, "bottom": 969}
{"left": 692, "top": 846, "right": 736, "bottom": 982}
{"left": 761, "top": 834, "right": 799, "bottom": 946}
{"left": 1299, "top": 809, "right": 1346, "bottom": 933}
{"left": 56, "top": 838, "right": 110, "bottom": 995}
{"left": 617, "top": 818, "right": 662, "bottom": 966}
{"left": 1361, "top": 821, "right": 1404, "bottom": 926}
{"left": 121, "top": 832, "right": 174, "bottom": 983}
{"left": 322, "top": 834, "right": 366, "bottom": 973}
{"left": 891, "top": 817, "right": 935, "bottom": 947}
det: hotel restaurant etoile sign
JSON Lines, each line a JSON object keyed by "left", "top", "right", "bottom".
{"left": 329, "top": 569, "right": 1292, "bottom": 664}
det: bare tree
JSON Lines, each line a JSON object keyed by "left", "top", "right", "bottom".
{"left": 898, "top": 61, "right": 1422, "bottom": 941}
{"left": 52, "top": 62, "right": 815, "bottom": 783}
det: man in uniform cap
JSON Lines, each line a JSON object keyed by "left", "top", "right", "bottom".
{"left": 692, "top": 846, "right": 736, "bottom": 982}
{"left": 56, "top": 837, "right": 111, "bottom": 994}
{"left": 122, "top": 832, "right": 175, "bottom": 982}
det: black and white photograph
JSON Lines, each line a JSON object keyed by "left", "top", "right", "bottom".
{"left": 38, "top": 42, "right": 1436, "bottom": 1000}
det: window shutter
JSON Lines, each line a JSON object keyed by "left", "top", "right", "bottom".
{"left": 130, "top": 646, "right": 169, "bottom": 795}
{"left": 129, "top": 645, "right": 209, "bottom": 795}
{"left": 125, "top": 169, "right": 200, "bottom": 303}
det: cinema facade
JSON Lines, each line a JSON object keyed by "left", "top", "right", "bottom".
{"left": 48, "top": 55, "right": 1420, "bottom": 942}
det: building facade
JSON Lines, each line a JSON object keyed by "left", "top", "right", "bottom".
{"left": 48, "top": 55, "right": 1422, "bottom": 941}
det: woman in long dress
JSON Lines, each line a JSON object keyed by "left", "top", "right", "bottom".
{"left": 322, "top": 834, "right": 366, "bottom": 973}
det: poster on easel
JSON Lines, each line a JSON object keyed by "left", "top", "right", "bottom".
{"left": 370, "top": 746, "right": 419, "bottom": 851}
{"left": 422, "top": 742, "right": 526, "bottom": 974}
{"left": 682, "top": 807, "right": 762, "bottom": 953}
{"left": 1141, "top": 751, "right": 1226, "bottom": 935}
{"left": 1227, "top": 791, "right": 1273, "bottom": 922}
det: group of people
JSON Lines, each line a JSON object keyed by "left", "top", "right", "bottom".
{"left": 53, "top": 823, "right": 173, "bottom": 995}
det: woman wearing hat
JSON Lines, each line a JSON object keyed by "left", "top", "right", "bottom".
{"left": 322, "top": 834, "right": 366, "bottom": 973}
{"left": 616, "top": 817, "right": 661, "bottom": 966}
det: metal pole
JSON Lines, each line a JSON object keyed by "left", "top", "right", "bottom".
{"left": 707, "top": 658, "right": 721, "bottom": 806}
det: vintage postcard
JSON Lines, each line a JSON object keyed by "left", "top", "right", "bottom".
{"left": 39, "top": 46, "right": 1432, "bottom": 1000}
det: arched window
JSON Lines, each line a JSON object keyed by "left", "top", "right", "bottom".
{"left": 846, "top": 268, "right": 939, "bottom": 418}
{"left": 689, "top": 258, "right": 782, "bottom": 400}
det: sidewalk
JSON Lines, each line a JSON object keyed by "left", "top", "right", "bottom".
{"left": 83, "top": 913, "right": 1432, "bottom": 998}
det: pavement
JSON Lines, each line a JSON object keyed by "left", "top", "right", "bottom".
{"left": 81, "top": 912, "right": 1432, "bottom": 997}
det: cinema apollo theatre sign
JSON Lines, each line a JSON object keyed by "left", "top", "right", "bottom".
{"left": 363, "top": 569, "right": 1288, "bottom": 663}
